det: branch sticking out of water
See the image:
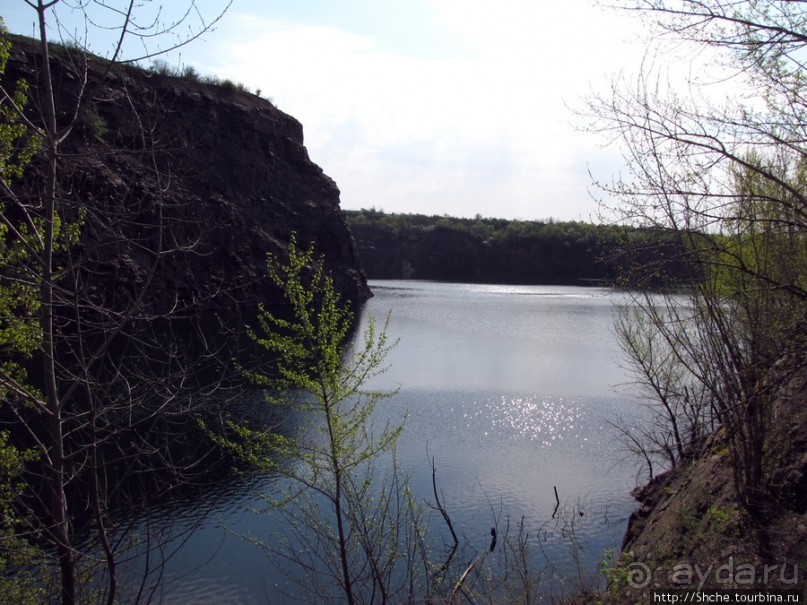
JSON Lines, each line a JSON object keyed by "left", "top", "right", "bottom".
{"left": 428, "top": 456, "right": 459, "bottom": 582}
{"left": 552, "top": 485, "right": 560, "bottom": 519}
{"left": 430, "top": 456, "right": 459, "bottom": 548}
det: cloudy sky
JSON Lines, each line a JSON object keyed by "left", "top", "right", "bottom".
{"left": 5, "top": 1, "right": 661, "bottom": 221}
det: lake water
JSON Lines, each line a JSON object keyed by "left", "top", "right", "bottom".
{"left": 146, "top": 281, "right": 645, "bottom": 603}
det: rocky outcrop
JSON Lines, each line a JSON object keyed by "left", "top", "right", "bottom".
{"left": 614, "top": 365, "right": 807, "bottom": 598}
{"left": 5, "top": 35, "right": 370, "bottom": 315}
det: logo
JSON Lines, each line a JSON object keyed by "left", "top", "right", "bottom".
{"left": 625, "top": 555, "right": 799, "bottom": 590}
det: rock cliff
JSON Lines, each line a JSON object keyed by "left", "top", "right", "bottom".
{"left": 5, "top": 35, "right": 370, "bottom": 315}
{"left": 610, "top": 365, "right": 807, "bottom": 599}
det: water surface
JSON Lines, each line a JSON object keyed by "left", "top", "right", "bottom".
{"left": 150, "top": 281, "right": 644, "bottom": 603}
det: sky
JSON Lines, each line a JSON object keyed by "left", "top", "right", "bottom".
{"left": 4, "top": 1, "right": 665, "bottom": 222}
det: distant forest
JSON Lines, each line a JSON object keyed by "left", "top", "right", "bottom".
{"left": 344, "top": 209, "right": 686, "bottom": 285}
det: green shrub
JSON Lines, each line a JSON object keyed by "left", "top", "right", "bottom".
{"left": 76, "top": 105, "right": 107, "bottom": 141}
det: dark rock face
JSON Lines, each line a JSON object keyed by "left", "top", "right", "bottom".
{"left": 5, "top": 35, "right": 370, "bottom": 314}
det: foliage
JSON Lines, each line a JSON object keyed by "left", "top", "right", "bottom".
{"left": 149, "top": 58, "right": 255, "bottom": 94}
{"left": 0, "top": 431, "right": 43, "bottom": 605}
{"left": 243, "top": 236, "right": 400, "bottom": 467}
{"left": 148, "top": 58, "right": 180, "bottom": 77}
{"left": 235, "top": 235, "right": 414, "bottom": 603}
{"left": 0, "top": 42, "right": 37, "bottom": 183}
{"left": 181, "top": 64, "right": 200, "bottom": 81}
{"left": 611, "top": 301, "right": 716, "bottom": 477}
{"left": 0, "top": 22, "right": 46, "bottom": 604}
{"left": 345, "top": 208, "right": 687, "bottom": 286}
{"left": 599, "top": 549, "right": 632, "bottom": 593}
{"left": 75, "top": 105, "right": 107, "bottom": 141}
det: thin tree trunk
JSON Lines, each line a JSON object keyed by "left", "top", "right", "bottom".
{"left": 36, "top": 4, "right": 75, "bottom": 602}
{"left": 322, "top": 383, "right": 356, "bottom": 605}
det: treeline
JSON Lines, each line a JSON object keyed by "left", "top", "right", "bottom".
{"left": 345, "top": 208, "right": 686, "bottom": 285}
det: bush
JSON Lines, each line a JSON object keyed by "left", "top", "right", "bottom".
{"left": 181, "top": 64, "right": 200, "bottom": 81}
{"left": 76, "top": 105, "right": 107, "bottom": 141}
{"left": 149, "top": 58, "right": 178, "bottom": 77}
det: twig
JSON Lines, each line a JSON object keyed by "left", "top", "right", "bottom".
{"left": 431, "top": 456, "right": 459, "bottom": 547}
{"left": 450, "top": 559, "right": 476, "bottom": 600}
{"left": 552, "top": 485, "right": 560, "bottom": 519}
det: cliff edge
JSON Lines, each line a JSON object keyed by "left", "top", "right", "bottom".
{"left": 5, "top": 35, "right": 370, "bottom": 314}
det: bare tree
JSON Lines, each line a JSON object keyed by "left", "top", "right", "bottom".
{"left": 587, "top": 0, "right": 807, "bottom": 515}
{"left": 0, "top": 2, "right": 235, "bottom": 603}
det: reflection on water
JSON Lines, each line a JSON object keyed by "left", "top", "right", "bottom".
{"left": 359, "top": 281, "right": 630, "bottom": 395}
{"left": 472, "top": 395, "right": 585, "bottom": 443}
{"left": 377, "top": 389, "right": 637, "bottom": 572}
{"left": 145, "top": 281, "right": 644, "bottom": 603}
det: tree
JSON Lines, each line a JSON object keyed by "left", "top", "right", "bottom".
{"left": 224, "top": 238, "right": 554, "bottom": 603}
{"left": 612, "top": 302, "right": 716, "bottom": 476}
{"left": 228, "top": 236, "right": 421, "bottom": 604}
{"left": 1, "top": 3, "right": 233, "bottom": 603}
{"left": 588, "top": 1, "right": 807, "bottom": 514}
{"left": 0, "top": 21, "right": 46, "bottom": 604}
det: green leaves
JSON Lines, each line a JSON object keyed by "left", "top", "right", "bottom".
{"left": 0, "top": 26, "right": 46, "bottom": 600}
{"left": 0, "top": 21, "right": 39, "bottom": 186}
{"left": 234, "top": 235, "right": 403, "bottom": 602}
{"left": 243, "top": 234, "right": 399, "bottom": 467}
{"left": 0, "top": 24, "right": 81, "bottom": 401}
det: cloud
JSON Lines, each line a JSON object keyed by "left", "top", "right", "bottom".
{"left": 205, "top": 3, "right": 647, "bottom": 220}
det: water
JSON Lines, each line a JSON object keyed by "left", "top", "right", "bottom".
{"left": 140, "top": 281, "right": 645, "bottom": 603}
